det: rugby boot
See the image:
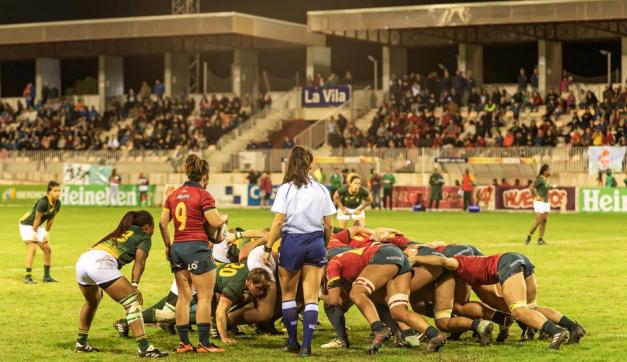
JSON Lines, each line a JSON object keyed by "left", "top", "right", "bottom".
{"left": 496, "top": 315, "right": 514, "bottom": 343}
{"left": 321, "top": 337, "right": 349, "bottom": 349}
{"left": 75, "top": 341, "right": 100, "bottom": 352}
{"left": 426, "top": 333, "right": 446, "bottom": 353}
{"left": 24, "top": 275, "right": 37, "bottom": 284}
{"left": 475, "top": 320, "right": 494, "bottom": 345}
{"left": 549, "top": 330, "right": 570, "bottom": 349}
{"left": 283, "top": 340, "right": 301, "bottom": 353}
{"left": 196, "top": 343, "right": 225, "bottom": 353}
{"left": 138, "top": 345, "right": 168, "bottom": 358}
{"left": 175, "top": 342, "right": 194, "bottom": 353}
{"left": 113, "top": 318, "right": 129, "bottom": 337}
{"left": 568, "top": 322, "right": 586, "bottom": 344}
{"left": 367, "top": 326, "right": 391, "bottom": 355}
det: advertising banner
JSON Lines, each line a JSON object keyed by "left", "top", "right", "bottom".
{"left": 247, "top": 184, "right": 279, "bottom": 206}
{"left": 392, "top": 185, "right": 495, "bottom": 210}
{"left": 301, "top": 86, "right": 351, "bottom": 107}
{"left": 588, "top": 146, "right": 626, "bottom": 175}
{"left": 579, "top": 188, "right": 627, "bottom": 212}
{"left": 60, "top": 184, "right": 156, "bottom": 206}
{"left": 495, "top": 186, "right": 576, "bottom": 211}
{"left": 63, "top": 163, "right": 113, "bottom": 185}
{"left": 1, "top": 185, "right": 46, "bottom": 205}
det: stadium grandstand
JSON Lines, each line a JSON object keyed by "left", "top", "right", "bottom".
{"left": 0, "top": 1, "right": 626, "bottom": 360}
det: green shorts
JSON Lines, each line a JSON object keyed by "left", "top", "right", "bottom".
{"left": 170, "top": 241, "right": 216, "bottom": 275}
{"left": 497, "top": 252, "right": 535, "bottom": 284}
{"left": 370, "top": 245, "right": 413, "bottom": 277}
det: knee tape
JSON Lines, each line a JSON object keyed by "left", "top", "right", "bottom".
{"left": 434, "top": 309, "right": 452, "bottom": 320}
{"left": 509, "top": 300, "right": 528, "bottom": 312}
{"left": 354, "top": 277, "right": 375, "bottom": 295}
{"left": 387, "top": 293, "right": 409, "bottom": 310}
{"left": 121, "top": 291, "right": 143, "bottom": 324}
{"left": 527, "top": 300, "right": 538, "bottom": 309}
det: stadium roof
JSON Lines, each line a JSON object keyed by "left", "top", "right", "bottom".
{"left": 308, "top": 0, "right": 627, "bottom": 46}
{"left": 0, "top": 12, "right": 326, "bottom": 59}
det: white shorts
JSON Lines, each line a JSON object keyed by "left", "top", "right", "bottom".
{"left": 247, "top": 245, "right": 277, "bottom": 282}
{"left": 337, "top": 207, "right": 365, "bottom": 221}
{"left": 169, "top": 278, "right": 197, "bottom": 297}
{"left": 533, "top": 201, "right": 551, "bottom": 214}
{"left": 212, "top": 240, "right": 230, "bottom": 264}
{"left": 19, "top": 224, "right": 47, "bottom": 243}
{"left": 75, "top": 250, "right": 122, "bottom": 286}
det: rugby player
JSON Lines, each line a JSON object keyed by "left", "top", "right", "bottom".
{"left": 74, "top": 210, "right": 167, "bottom": 357}
{"left": 333, "top": 175, "right": 372, "bottom": 228}
{"left": 160, "top": 154, "right": 228, "bottom": 353}
{"left": 526, "top": 164, "right": 553, "bottom": 245}
{"left": 20, "top": 181, "right": 61, "bottom": 284}
{"left": 409, "top": 252, "right": 586, "bottom": 349}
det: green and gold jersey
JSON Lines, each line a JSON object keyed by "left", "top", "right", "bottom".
{"left": 20, "top": 196, "right": 61, "bottom": 226}
{"left": 336, "top": 185, "right": 370, "bottom": 209}
{"left": 227, "top": 237, "right": 253, "bottom": 263}
{"left": 216, "top": 262, "right": 249, "bottom": 302}
{"left": 534, "top": 176, "right": 549, "bottom": 201}
{"left": 382, "top": 173, "right": 396, "bottom": 190}
{"left": 92, "top": 225, "right": 151, "bottom": 268}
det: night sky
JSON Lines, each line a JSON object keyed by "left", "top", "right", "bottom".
{"left": 0, "top": 0, "right": 621, "bottom": 95}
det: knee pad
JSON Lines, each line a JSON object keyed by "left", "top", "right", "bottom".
{"left": 434, "top": 309, "right": 452, "bottom": 320}
{"left": 509, "top": 300, "right": 528, "bottom": 312}
{"left": 387, "top": 293, "right": 409, "bottom": 310}
{"left": 353, "top": 277, "right": 375, "bottom": 295}
{"left": 121, "top": 291, "right": 143, "bottom": 324}
{"left": 527, "top": 299, "right": 538, "bottom": 309}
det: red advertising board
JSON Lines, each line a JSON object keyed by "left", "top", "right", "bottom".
{"left": 393, "top": 185, "right": 495, "bottom": 210}
{"left": 495, "top": 187, "right": 576, "bottom": 211}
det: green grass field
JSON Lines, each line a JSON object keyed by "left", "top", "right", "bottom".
{"left": 1, "top": 207, "right": 626, "bottom": 361}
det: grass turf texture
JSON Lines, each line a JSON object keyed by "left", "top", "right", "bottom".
{"left": 0, "top": 207, "right": 626, "bottom": 361}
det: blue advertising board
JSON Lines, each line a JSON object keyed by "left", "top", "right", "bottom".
{"left": 301, "top": 86, "right": 351, "bottom": 107}
{"left": 247, "top": 184, "right": 279, "bottom": 206}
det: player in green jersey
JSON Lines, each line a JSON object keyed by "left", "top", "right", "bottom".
{"left": 526, "top": 164, "right": 553, "bottom": 245}
{"left": 74, "top": 210, "right": 167, "bottom": 357}
{"left": 333, "top": 175, "right": 372, "bottom": 228}
{"left": 214, "top": 264, "right": 274, "bottom": 344}
{"left": 19, "top": 181, "right": 62, "bottom": 284}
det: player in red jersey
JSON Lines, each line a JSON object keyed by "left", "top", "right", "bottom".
{"left": 326, "top": 244, "right": 446, "bottom": 354}
{"left": 328, "top": 226, "right": 411, "bottom": 250}
{"left": 159, "top": 154, "right": 229, "bottom": 354}
{"left": 409, "top": 252, "right": 585, "bottom": 349}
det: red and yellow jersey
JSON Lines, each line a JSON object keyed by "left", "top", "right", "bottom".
{"left": 453, "top": 254, "right": 502, "bottom": 286}
{"left": 326, "top": 244, "right": 383, "bottom": 286}
{"left": 328, "top": 229, "right": 374, "bottom": 249}
{"left": 164, "top": 182, "right": 216, "bottom": 243}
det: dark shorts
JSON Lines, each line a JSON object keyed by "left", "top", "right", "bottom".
{"left": 370, "top": 245, "right": 413, "bottom": 277}
{"left": 170, "top": 241, "right": 216, "bottom": 275}
{"left": 443, "top": 244, "right": 484, "bottom": 257}
{"left": 497, "top": 252, "right": 535, "bottom": 284}
{"left": 279, "top": 231, "right": 327, "bottom": 271}
{"left": 417, "top": 246, "right": 450, "bottom": 282}
{"left": 263, "top": 191, "right": 272, "bottom": 200}
{"left": 327, "top": 246, "right": 354, "bottom": 260}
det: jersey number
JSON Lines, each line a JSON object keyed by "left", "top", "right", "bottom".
{"left": 114, "top": 230, "right": 134, "bottom": 244}
{"left": 219, "top": 263, "right": 246, "bottom": 277}
{"left": 175, "top": 202, "right": 187, "bottom": 231}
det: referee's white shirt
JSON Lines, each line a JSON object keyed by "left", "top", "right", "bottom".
{"left": 271, "top": 176, "right": 336, "bottom": 234}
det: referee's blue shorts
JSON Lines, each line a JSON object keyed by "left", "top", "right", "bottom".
{"left": 279, "top": 231, "right": 327, "bottom": 271}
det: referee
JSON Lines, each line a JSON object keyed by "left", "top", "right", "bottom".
{"left": 265, "top": 146, "right": 336, "bottom": 357}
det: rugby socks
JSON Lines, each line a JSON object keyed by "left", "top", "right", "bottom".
{"left": 401, "top": 328, "right": 418, "bottom": 338}
{"left": 136, "top": 334, "right": 150, "bottom": 352}
{"left": 197, "top": 323, "right": 210, "bottom": 347}
{"left": 491, "top": 310, "right": 509, "bottom": 325}
{"left": 302, "top": 303, "right": 319, "bottom": 349}
{"left": 281, "top": 300, "right": 298, "bottom": 346}
{"left": 541, "top": 320, "right": 564, "bottom": 336}
{"left": 25, "top": 267, "right": 32, "bottom": 278}
{"left": 370, "top": 320, "right": 386, "bottom": 332}
{"left": 471, "top": 319, "right": 482, "bottom": 331}
{"left": 43, "top": 265, "right": 51, "bottom": 278}
{"left": 77, "top": 329, "right": 89, "bottom": 345}
{"left": 558, "top": 316, "right": 577, "bottom": 330}
{"left": 324, "top": 304, "right": 348, "bottom": 340}
{"left": 142, "top": 310, "right": 156, "bottom": 324}
{"left": 176, "top": 324, "right": 191, "bottom": 345}
{"left": 425, "top": 326, "right": 441, "bottom": 339}
{"left": 376, "top": 304, "right": 399, "bottom": 334}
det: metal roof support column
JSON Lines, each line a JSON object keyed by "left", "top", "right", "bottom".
{"left": 98, "top": 55, "right": 124, "bottom": 112}
{"left": 306, "top": 46, "right": 332, "bottom": 82}
{"left": 36, "top": 58, "right": 60, "bottom": 103}
{"left": 538, "top": 40, "right": 562, "bottom": 95}
{"left": 164, "top": 52, "right": 190, "bottom": 99}
{"left": 458, "top": 43, "right": 483, "bottom": 86}
{"left": 233, "top": 48, "right": 259, "bottom": 101}
{"left": 622, "top": 37, "right": 627, "bottom": 84}
{"left": 382, "top": 45, "right": 407, "bottom": 92}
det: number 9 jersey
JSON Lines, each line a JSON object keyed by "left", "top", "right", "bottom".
{"left": 164, "top": 181, "right": 216, "bottom": 243}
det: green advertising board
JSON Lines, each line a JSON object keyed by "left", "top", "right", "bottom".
{"left": 1, "top": 185, "right": 47, "bottom": 205}
{"left": 579, "top": 187, "right": 627, "bottom": 212}
{"left": 60, "top": 184, "right": 156, "bottom": 206}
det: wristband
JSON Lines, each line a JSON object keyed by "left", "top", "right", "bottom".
{"left": 235, "top": 231, "right": 243, "bottom": 240}
{"left": 264, "top": 246, "right": 272, "bottom": 252}
{"left": 131, "top": 281, "right": 139, "bottom": 288}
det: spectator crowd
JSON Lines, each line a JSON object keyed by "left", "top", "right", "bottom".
{"left": 0, "top": 79, "right": 255, "bottom": 152}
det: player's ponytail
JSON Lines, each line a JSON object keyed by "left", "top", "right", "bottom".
{"left": 283, "top": 145, "right": 313, "bottom": 188}
{"left": 538, "top": 164, "right": 550, "bottom": 177}
{"left": 185, "top": 154, "right": 209, "bottom": 182}
{"left": 94, "top": 210, "right": 154, "bottom": 246}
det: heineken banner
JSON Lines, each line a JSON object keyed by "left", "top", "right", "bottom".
{"left": 495, "top": 186, "right": 576, "bottom": 211}
{"left": 60, "top": 184, "right": 156, "bottom": 206}
{"left": 579, "top": 188, "right": 627, "bottom": 212}
{"left": 63, "top": 163, "right": 113, "bottom": 185}
{"left": 1, "top": 185, "right": 47, "bottom": 205}
{"left": 588, "top": 146, "right": 626, "bottom": 175}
